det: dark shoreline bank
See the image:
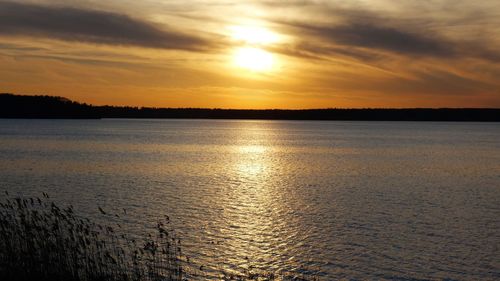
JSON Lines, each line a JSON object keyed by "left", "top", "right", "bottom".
{"left": 2, "top": 93, "right": 499, "bottom": 121}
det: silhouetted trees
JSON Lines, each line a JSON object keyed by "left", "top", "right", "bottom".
{"left": 1, "top": 93, "right": 499, "bottom": 121}
{"left": 0, "top": 94, "right": 98, "bottom": 119}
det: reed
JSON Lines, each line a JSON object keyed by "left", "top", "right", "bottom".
{"left": 0, "top": 193, "right": 316, "bottom": 281}
{"left": 0, "top": 193, "right": 181, "bottom": 281}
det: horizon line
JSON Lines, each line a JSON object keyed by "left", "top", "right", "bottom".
{"left": 3, "top": 93, "right": 500, "bottom": 111}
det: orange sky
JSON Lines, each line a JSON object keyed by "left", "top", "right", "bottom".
{"left": 1, "top": 0, "right": 500, "bottom": 108}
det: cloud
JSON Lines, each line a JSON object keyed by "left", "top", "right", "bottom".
{"left": 0, "top": 42, "right": 47, "bottom": 52}
{"left": 271, "top": 42, "right": 385, "bottom": 62}
{"left": 268, "top": 3, "right": 500, "bottom": 63}
{"left": 290, "top": 22, "right": 452, "bottom": 57}
{"left": 0, "top": 1, "right": 210, "bottom": 51}
{"left": 275, "top": 18, "right": 500, "bottom": 64}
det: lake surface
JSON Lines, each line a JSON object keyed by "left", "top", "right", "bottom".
{"left": 1, "top": 119, "right": 499, "bottom": 280}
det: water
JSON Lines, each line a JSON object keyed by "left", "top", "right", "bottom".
{"left": 0, "top": 119, "right": 499, "bottom": 280}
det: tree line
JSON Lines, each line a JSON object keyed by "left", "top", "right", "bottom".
{"left": 1, "top": 93, "right": 499, "bottom": 121}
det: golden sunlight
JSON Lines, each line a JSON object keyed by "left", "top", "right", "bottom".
{"left": 233, "top": 47, "right": 274, "bottom": 72}
{"left": 230, "top": 25, "right": 279, "bottom": 45}
{"left": 229, "top": 25, "right": 279, "bottom": 73}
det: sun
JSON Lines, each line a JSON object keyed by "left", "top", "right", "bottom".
{"left": 234, "top": 47, "right": 274, "bottom": 72}
{"left": 230, "top": 26, "right": 279, "bottom": 45}
{"left": 229, "top": 25, "right": 279, "bottom": 73}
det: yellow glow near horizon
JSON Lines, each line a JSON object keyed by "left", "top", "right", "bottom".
{"left": 234, "top": 47, "right": 274, "bottom": 72}
{"left": 230, "top": 25, "right": 280, "bottom": 45}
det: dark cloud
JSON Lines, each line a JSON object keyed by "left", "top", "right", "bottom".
{"left": 275, "top": 19, "right": 500, "bottom": 64}
{"left": 268, "top": 3, "right": 500, "bottom": 63}
{"left": 292, "top": 22, "right": 452, "bottom": 57}
{"left": 0, "top": 1, "right": 210, "bottom": 51}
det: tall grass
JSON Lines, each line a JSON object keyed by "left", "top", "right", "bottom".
{"left": 0, "top": 193, "right": 316, "bottom": 281}
{"left": 0, "top": 193, "right": 181, "bottom": 281}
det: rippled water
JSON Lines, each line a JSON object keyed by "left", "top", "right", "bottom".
{"left": 1, "top": 119, "right": 499, "bottom": 280}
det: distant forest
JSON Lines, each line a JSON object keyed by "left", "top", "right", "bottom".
{"left": 1, "top": 93, "right": 499, "bottom": 121}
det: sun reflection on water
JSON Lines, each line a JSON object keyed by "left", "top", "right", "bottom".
{"left": 238, "top": 144, "right": 267, "bottom": 154}
{"left": 216, "top": 122, "right": 295, "bottom": 275}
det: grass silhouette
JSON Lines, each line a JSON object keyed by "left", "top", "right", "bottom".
{"left": 0, "top": 193, "right": 316, "bottom": 281}
{"left": 0, "top": 192, "right": 181, "bottom": 281}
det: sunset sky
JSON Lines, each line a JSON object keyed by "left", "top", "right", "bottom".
{"left": 1, "top": 0, "right": 500, "bottom": 108}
